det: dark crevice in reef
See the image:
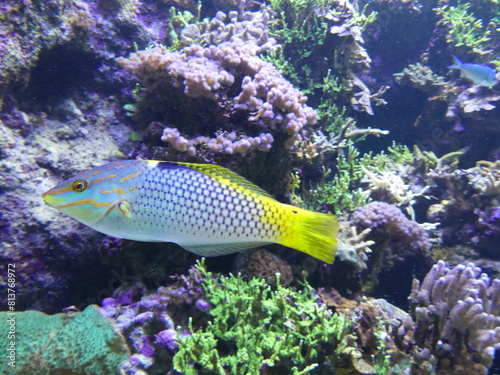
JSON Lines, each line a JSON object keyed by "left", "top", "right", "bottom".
{"left": 19, "top": 43, "right": 102, "bottom": 107}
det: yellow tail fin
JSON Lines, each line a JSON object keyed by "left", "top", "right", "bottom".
{"left": 280, "top": 205, "right": 338, "bottom": 264}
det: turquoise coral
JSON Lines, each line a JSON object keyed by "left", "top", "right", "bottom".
{"left": 0, "top": 305, "right": 130, "bottom": 375}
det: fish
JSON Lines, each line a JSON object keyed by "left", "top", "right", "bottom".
{"left": 42, "top": 160, "right": 338, "bottom": 263}
{"left": 447, "top": 55, "right": 498, "bottom": 87}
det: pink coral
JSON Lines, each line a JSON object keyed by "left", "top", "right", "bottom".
{"left": 117, "top": 9, "right": 318, "bottom": 157}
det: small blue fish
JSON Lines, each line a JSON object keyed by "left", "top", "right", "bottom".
{"left": 448, "top": 55, "right": 498, "bottom": 87}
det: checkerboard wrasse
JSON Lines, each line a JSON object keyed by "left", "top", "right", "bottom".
{"left": 42, "top": 160, "right": 338, "bottom": 263}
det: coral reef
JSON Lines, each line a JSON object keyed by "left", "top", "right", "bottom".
{"left": 0, "top": 305, "right": 130, "bottom": 374}
{"left": 0, "top": 0, "right": 207, "bottom": 312}
{"left": 349, "top": 201, "right": 432, "bottom": 297}
{"left": 1, "top": 1, "right": 499, "bottom": 374}
{"left": 100, "top": 266, "right": 210, "bottom": 374}
{"left": 267, "top": 0, "right": 383, "bottom": 116}
{"left": 117, "top": 6, "right": 341, "bottom": 196}
{"left": 435, "top": 2, "right": 494, "bottom": 55}
{"left": 232, "top": 248, "right": 294, "bottom": 286}
{"left": 409, "top": 260, "right": 500, "bottom": 374}
{"left": 290, "top": 142, "right": 373, "bottom": 215}
{"left": 425, "top": 159, "right": 500, "bottom": 260}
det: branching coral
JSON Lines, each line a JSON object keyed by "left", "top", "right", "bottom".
{"left": 266, "top": 0, "right": 384, "bottom": 118}
{"left": 409, "top": 260, "right": 500, "bottom": 374}
{"left": 435, "top": 2, "right": 492, "bottom": 54}
{"left": 291, "top": 142, "right": 372, "bottom": 215}
{"left": 336, "top": 221, "right": 375, "bottom": 271}
{"left": 173, "top": 261, "right": 353, "bottom": 374}
{"left": 361, "top": 165, "right": 430, "bottom": 219}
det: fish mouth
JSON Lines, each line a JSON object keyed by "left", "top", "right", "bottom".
{"left": 42, "top": 191, "right": 63, "bottom": 208}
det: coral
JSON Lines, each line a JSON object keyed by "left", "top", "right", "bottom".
{"left": 0, "top": 305, "right": 130, "bottom": 374}
{"left": 232, "top": 248, "right": 294, "bottom": 286}
{"left": 336, "top": 222, "right": 375, "bottom": 271}
{"left": 435, "top": 2, "right": 492, "bottom": 54}
{"left": 394, "top": 63, "right": 448, "bottom": 95}
{"left": 118, "top": 39, "right": 317, "bottom": 137}
{"left": 348, "top": 201, "right": 433, "bottom": 296}
{"left": 422, "top": 159, "right": 500, "bottom": 259}
{"left": 291, "top": 142, "right": 372, "bottom": 215}
{"left": 117, "top": 8, "right": 320, "bottom": 161}
{"left": 267, "top": 0, "right": 383, "bottom": 116}
{"left": 161, "top": 126, "right": 274, "bottom": 156}
{"left": 409, "top": 260, "right": 500, "bottom": 374}
{"left": 179, "top": 8, "right": 276, "bottom": 50}
{"left": 459, "top": 91, "right": 500, "bottom": 113}
{"left": 99, "top": 266, "right": 210, "bottom": 374}
{"left": 173, "top": 261, "right": 353, "bottom": 374}
{"left": 468, "top": 160, "right": 500, "bottom": 197}
{"left": 352, "top": 201, "right": 430, "bottom": 252}
{"left": 323, "top": 293, "right": 414, "bottom": 374}
{"left": 361, "top": 165, "right": 430, "bottom": 219}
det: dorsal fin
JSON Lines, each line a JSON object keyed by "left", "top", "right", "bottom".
{"left": 175, "top": 162, "right": 274, "bottom": 199}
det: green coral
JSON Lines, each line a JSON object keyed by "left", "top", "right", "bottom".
{"left": 0, "top": 305, "right": 130, "bottom": 375}
{"left": 266, "top": 0, "right": 333, "bottom": 89}
{"left": 435, "top": 2, "right": 492, "bottom": 53}
{"left": 292, "top": 142, "right": 415, "bottom": 215}
{"left": 165, "top": 4, "right": 202, "bottom": 50}
{"left": 173, "top": 261, "right": 353, "bottom": 375}
{"left": 292, "top": 142, "right": 371, "bottom": 215}
{"left": 266, "top": 0, "right": 376, "bottom": 126}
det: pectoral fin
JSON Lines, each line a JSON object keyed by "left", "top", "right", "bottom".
{"left": 103, "top": 199, "right": 133, "bottom": 220}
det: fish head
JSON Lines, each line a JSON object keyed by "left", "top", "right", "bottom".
{"left": 486, "top": 70, "right": 499, "bottom": 87}
{"left": 42, "top": 164, "right": 128, "bottom": 227}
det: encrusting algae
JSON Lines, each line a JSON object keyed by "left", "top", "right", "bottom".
{"left": 42, "top": 160, "right": 338, "bottom": 263}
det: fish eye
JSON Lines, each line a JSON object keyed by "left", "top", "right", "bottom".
{"left": 72, "top": 180, "right": 88, "bottom": 193}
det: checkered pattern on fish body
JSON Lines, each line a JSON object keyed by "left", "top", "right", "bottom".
{"left": 127, "top": 163, "right": 283, "bottom": 249}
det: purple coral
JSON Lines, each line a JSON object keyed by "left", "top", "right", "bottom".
{"left": 117, "top": 9, "right": 317, "bottom": 158}
{"left": 352, "top": 201, "right": 430, "bottom": 251}
{"left": 155, "top": 329, "right": 179, "bottom": 351}
{"left": 118, "top": 40, "right": 316, "bottom": 134}
{"left": 410, "top": 260, "right": 500, "bottom": 372}
{"left": 161, "top": 127, "right": 274, "bottom": 156}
